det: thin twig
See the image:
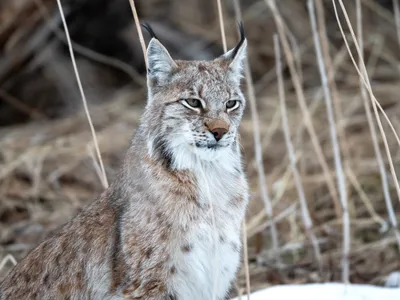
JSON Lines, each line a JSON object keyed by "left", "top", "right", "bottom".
{"left": 56, "top": 0, "right": 108, "bottom": 189}
{"left": 128, "top": 0, "right": 148, "bottom": 68}
{"left": 242, "top": 222, "right": 251, "bottom": 299}
{"left": 35, "top": 0, "right": 144, "bottom": 86}
{"left": 274, "top": 33, "right": 322, "bottom": 273}
{"left": 233, "top": 0, "right": 281, "bottom": 269}
{"left": 307, "top": 0, "right": 349, "bottom": 283}
{"left": 289, "top": 36, "right": 303, "bottom": 89}
{"left": 247, "top": 203, "right": 297, "bottom": 239}
{"left": 356, "top": 0, "right": 400, "bottom": 250}
{"left": 231, "top": 0, "right": 255, "bottom": 297}
{"left": 314, "top": 0, "right": 351, "bottom": 165}
{"left": 393, "top": 0, "right": 400, "bottom": 59}
{"left": 0, "top": 254, "right": 17, "bottom": 272}
{"left": 217, "top": 0, "right": 227, "bottom": 52}
{"left": 265, "top": 0, "right": 341, "bottom": 220}
{"left": 0, "top": 89, "right": 44, "bottom": 119}
{"left": 346, "top": 167, "right": 387, "bottom": 228}
{"left": 211, "top": 2, "right": 230, "bottom": 298}
{"left": 332, "top": 0, "right": 400, "bottom": 205}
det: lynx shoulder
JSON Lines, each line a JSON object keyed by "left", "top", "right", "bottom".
{"left": 0, "top": 23, "right": 249, "bottom": 300}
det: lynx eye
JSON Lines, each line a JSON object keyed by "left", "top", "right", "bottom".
{"left": 226, "top": 100, "right": 239, "bottom": 111}
{"left": 186, "top": 98, "right": 201, "bottom": 107}
{"left": 181, "top": 98, "right": 203, "bottom": 110}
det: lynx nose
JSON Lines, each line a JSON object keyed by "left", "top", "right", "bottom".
{"left": 205, "top": 119, "right": 230, "bottom": 142}
{"left": 211, "top": 128, "right": 228, "bottom": 141}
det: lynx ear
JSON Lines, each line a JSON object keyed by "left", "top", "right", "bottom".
{"left": 142, "top": 23, "right": 177, "bottom": 87}
{"left": 146, "top": 38, "right": 177, "bottom": 87}
{"left": 220, "top": 22, "right": 247, "bottom": 77}
{"left": 146, "top": 39, "right": 177, "bottom": 82}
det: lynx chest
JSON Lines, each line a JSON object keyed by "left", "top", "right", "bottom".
{"left": 169, "top": 162, "right": 248, "bottom": 300}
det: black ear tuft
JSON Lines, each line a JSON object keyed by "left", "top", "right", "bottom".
{"left": 231, "top": 22, "right": 245, "bottom": 59}
{"left": 141, "top": 23, "right": 159, "bottom": 40}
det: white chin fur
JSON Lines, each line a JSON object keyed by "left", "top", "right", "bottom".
{"left": 168, "top": 140, "right": 237, "bottom": 173}
{"left": 192, "top": 146, "right": 227, "bottom": 161}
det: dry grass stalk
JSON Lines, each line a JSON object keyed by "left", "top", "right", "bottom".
{"left": 314, "top": 1, "right": 354, "bottom": 240}
{"left": 56, "top": 0, "right": 108, "bottom": 189}
{"left": 345, "top": 167, "right": 386, "bottom": 227}
{"left": 393, "top": 0, "right": 400, "bottom": 55}
{"left": 245, "top": 33, "right": 284, "bottom": 266}
{"left": 34, "top": 0, "right": 144, "bottom": 86}
{"left": 332, "top": 0, "right": 400, "bottom": 204}
{"left": 274, "top": 33, "right": 322, "bottom": 272}
{"left": 0, "top": 255, "right": 17, "bottom": 272}
{"left": 241, "top": 223, "right": 251, "bottom": 300}
{"left": 128, "top": 0, "right": 148, "bottom": 68}
{"left": 356, "top": 0, "right": 400, "bottom": 250}
{"left": 314, "top": 0, "right": 351, "bottom": 163}
{"left": 247, "top": 203, "right": 297, "bottom": 239}
{"left": 232, "top": 0, "right": 282, "bottom": 267}
{"left": 265, "top": 0, "right": 341, "bottom": 219}
{"left": 334, "top": 1, "right": 400, "bottom": 144}
{"left": 212, "top": 3, "right": 228, "bottom": 297}
{"left": 289, "top": 36, "right": 303, "bottom": 86}
{"left": 307, "top": 0, "right": 349, "bottom": 283}
{"left": 216, "top": 0, "right": 227, "bottom": 52}
{"left": 230, "top": 0, "right": 253, "bottom": 297}
{"left": 0, "top": 89, "right": 44, "bottom": 119}
{"left": 292, "top": 42, "right": 349, "bottom": 141}
{"left": 208, "top": 2, "right": 238, "bottom": 298}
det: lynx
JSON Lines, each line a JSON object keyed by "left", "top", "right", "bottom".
{"left": 0, "top": 23, "right": 249, "bottom": 300}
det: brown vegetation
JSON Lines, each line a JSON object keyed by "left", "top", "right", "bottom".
{"left": 1, "top": 0, "right": 400, "bottom": 296}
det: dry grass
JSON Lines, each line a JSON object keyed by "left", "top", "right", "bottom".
{"left": 56, "top": 0, "right": 108, "bottom": 189}
{"left": 1, "top": 0, "right": 400, "bottom": 297}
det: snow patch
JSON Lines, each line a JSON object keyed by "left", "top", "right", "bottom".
{"left": 231, "top": 283, "right": 400, "bottom": 300}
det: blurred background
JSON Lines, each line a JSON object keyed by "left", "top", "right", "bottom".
{"left": 1, "top": 0, "right": 400, "bottom": 296}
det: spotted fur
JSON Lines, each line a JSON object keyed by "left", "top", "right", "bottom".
{"left": 0, "top": 23, "right": 249, "bottom": 300}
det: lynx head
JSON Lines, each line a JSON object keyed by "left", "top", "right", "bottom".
{"left": 142, "top": 23, "right": 247, "bottom": 170}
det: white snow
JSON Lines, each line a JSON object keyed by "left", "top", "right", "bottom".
{"left": 230, "top": 283, "right": 400, "bottom": 300}
{"left": 385, "top": 272, "right": 400, "bottom": 288}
